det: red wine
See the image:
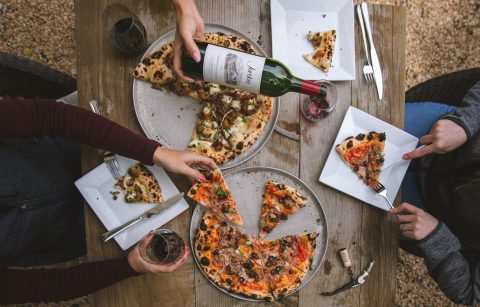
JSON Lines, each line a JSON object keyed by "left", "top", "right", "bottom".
{"left": 182, "top": 41, "right": 329, "bottom": 98}
{"left": 148, "top": 232, "right": 185, "bottom": 264}
{"left": 112, "top": 17, "right": 147, "bottom": 53}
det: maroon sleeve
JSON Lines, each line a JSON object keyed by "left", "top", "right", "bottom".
{"left": 0, "top": 257, "right": 141, "bottom": 304}
{"left": 0, "top": 98, "right": 161, "bottom": 165}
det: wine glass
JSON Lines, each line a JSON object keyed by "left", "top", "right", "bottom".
{"left": 301, "top": 80, "right": 338, "bottom": 122}
{"left": 102, "top": 4, "right": 147, "bottom": 54}
{"left": 139, "top": 229, "right": 186, "bottom": 265}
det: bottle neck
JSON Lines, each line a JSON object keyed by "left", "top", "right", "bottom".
{"left": 291, "top": 78, "right": 328, "bottom": 97}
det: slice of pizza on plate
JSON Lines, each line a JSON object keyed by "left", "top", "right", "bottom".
{"left": 114, "top": 163, "right": 164, "bottom": 203}
{"left": 303, "top": 29, "right": 337, "bottom": 73}
{"left": 335, "top": 131, "right": 386, "bottom": 187}
{"left": 258, "top": 181, "right": 308, "bottom": 239}
{"left": 187, "top": 168, "right": 244, "bottom": 225}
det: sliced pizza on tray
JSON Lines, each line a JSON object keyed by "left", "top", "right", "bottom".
{"left": 335, "top": 131, "right": 386, "bottom": 187}
{"left": 258, "top": 181, "right": 308, "bottom": 239}
{"left": 187, "top": 168, "right": 244, "bottom": 225}
{"left": 114, "top": 163, "right": 164, "bottom": 203}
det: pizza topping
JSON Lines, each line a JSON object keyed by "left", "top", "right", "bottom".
{"left": 200, "top": 257, "right": 210, "bottom": 266}
{"left": 347, "top": 140, "right": 353, "bottom": 148}
{"left": 355, "top": 133, "right": 365, "bottom": 140}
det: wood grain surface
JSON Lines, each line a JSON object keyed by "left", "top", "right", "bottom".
{"left": 75, "top": 1, "right": 406, "bottom": 306}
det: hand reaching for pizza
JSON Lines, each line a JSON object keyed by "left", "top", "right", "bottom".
{"left": 171, "top": 0, "right": 204, "bottom": 82}
{"left": 153, "top": 147, "right": 216, "bottom": 182}
{"left": 388, "top": 203, "right": 438, "bottom": 240}
{"left": 402, "top": 119, "right": 467, "bottom": 160}
{"left": 127, "top": 240, "right": 190, "bottom": 274}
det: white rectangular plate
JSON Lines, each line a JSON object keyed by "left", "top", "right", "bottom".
{"left": 320, "top": 107, "right": 418, "bottom": 211}
{"left": 270, "top": 0, "right": 355, "bottom": 81}
{"left": 75, "top": 156, "right": 189, "bottom": 250}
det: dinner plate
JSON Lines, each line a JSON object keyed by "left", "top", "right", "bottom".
{"left": 319, "top": 107, "right": 418, "bottom": 211}
{"left": 270, "top": 0, "right": 355, "bottom": 81}
{"left": 75, "top": 156, "right": 189, "bottom": 250}
{"left": 190, "top": 166, "right": 328, "bottom": 301}
{"left": 132, "top": 23, "right": 279, "bottom": 170}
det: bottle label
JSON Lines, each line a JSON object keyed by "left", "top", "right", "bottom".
{"left": 203, "top": 44, "right": 266, "bottom": 93}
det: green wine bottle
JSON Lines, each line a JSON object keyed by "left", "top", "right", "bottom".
{"left": 182, "top": 41, "right": 327, "bottom": 97}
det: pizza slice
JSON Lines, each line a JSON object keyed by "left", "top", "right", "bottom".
{"left": 187, "top": 168, "right": 244, "bottom": 225}
{"left": 303, "top": 29, "right": 336, "bottom": 73}
{"left": 276, "top": 233, "right": 318, "bottom": 273}
{"left": 257, "top": 240, "right": 307, "bottom": 300}
{"left": 335, "top": 131, "right": 386, "bottom": 186}
{"left": 258, "top": 182, "right": 308, "bottom": 239}
{"left": 114, "top": 163, "right": 163, "bottom": 203}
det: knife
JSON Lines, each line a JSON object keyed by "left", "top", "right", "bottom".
{"left": 361, "top": 3, "right": 383, "bottom": 100}
{"left": 101, "top": 192, "right": 184, "bottom": 242}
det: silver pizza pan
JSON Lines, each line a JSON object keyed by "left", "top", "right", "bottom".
{"left": 132, "top": 24, "right": 279, "bottom": 169}
{"left": 190, "top": 166, "right": 328, "bottom": 302}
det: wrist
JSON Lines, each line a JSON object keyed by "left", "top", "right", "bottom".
{"left": 153, "top": 146, "right": 167, "bottom": 166}
{"left": 171, "top": 0, "right": 196, "bottom": 11}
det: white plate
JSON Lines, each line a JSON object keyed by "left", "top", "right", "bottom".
{"left": 270, "top": 0, "right": 355, "bottom": 81}
{"left": 132, "top": 24, "right": 279, "bottom": 170}
{"left": 319, "top": 107, "right": 418, "bottom": 211}
{"left": 75, "top": 156, "right": 189, "bottom": 250}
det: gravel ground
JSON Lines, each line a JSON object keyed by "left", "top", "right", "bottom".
{"left": 0, "top": 0, "right": 479, "bottom": 306}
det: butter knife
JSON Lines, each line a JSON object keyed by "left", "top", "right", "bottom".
{"left": 361, "top": 3, "right": 383, "bottom": 100}
{"left": 101, "top": 192, "right": 184, "bottom": 242}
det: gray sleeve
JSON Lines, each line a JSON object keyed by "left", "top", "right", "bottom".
{"left": 415, "top": 222, "right": 480, "bottom": 305}
{"left": 442, "top": 81, "right": 480, "bottom": 139}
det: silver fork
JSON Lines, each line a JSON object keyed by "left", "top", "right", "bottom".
{"left": 88, "top": 100, "right": 123, "bottom": 181}
{"left": 370, "top": 181, "right": 394, "bottom": 209}
{"left": 356, "top": 4, "right": 374, "bottom": 83}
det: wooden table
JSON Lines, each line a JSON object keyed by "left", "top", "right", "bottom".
{"left": 75, "top": 1, "right": 406, "bottom": 306}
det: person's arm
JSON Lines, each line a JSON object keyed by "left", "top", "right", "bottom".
{"left": 0, "top": 97, "right": 159, "bottom": 165}
{"left": 0, "top": 240, "right": 189, "bottom": 304}
{"left": 390, "top": 203, "right": 480, "bottom": 305}
{"left": 403, "top": 82, "right": 480, "bottom": 160}
{"left": 415, "top": 223, "right": 480, "bottom": 305}
{"left": 442, "top": 81, "right": 480, "bottom": 139}
{"left": 0, "top": 98, "right": 216, "bottom": 181}
{"left": 171, "top": 0, "right": 204, "bottom": 81}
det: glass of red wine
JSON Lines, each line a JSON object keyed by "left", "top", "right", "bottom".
{"left": 301, "top": 80, "right": 338, "bottom": 122}
{"left": 102, "top": 4, "right": 147, "bottom": 54}
{"left": 139, "top": 229, "right": 186, "bottom": 265}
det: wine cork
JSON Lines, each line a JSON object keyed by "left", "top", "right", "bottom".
{"left": 338, "top": 248, "right": 352, "bottom": 268}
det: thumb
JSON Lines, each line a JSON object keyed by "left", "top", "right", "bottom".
{"left": 181, "top": 32, "right": 201, "bottom": 63}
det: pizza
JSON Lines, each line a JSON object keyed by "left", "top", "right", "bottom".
{"left": 133, "top": 32, "right": 273, "bottom": 165}
{"left": 194, "top": 210, "right": 318, "bottom": 301}
{"left": 114, "top": 163, "right": 163, "bottom": 203}
{"left": 335, "top": 131, "right": 386, "bottom": 186}
{"left": 187, "top": 168, "right": 244, "bottom": 225}
{"left": 259, "top": 181, "right": 308, "bottom": 238}
{"left": 303, "top": 30, "right": 337, "bottom": 73}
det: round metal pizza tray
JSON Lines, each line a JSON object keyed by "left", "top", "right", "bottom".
{"left": 189, "top": 166, "right": 328, "bottom": 302}
{"left": 132, "top": 24, "right": 279, "bottom": 170}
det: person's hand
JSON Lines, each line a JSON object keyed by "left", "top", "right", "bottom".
{"left": 153, "top": 147, "right": 216, "bottom": 182}
{"left": 171, "top": 0, "right": 204, "bottom": 82}
{"left": 127, "top": 235, "right": 190, "bottom": 274}
{"left": 388, "top": 203, "right": 438, "bottom": 240}
{"left": 402, "top": 119, "right": 467, "bottom": 160}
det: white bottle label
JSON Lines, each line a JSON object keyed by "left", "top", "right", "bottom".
{"left": 203, "top": 44, "right": 266, "bottom": 93}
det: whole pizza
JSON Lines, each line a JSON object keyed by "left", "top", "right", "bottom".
{"left": 133, "top": 32, "right": 273, "bottom": 165}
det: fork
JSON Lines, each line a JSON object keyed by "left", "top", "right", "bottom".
{"left": 356, "top": 4, "right": 374, "bottom": 83}
{"left": 89, "top": 100, "right": 123, "bottom": 181}
{"left": 370, "top": 181, "right": 394, "bottom": 209}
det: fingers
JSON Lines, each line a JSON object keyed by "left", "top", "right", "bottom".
{"left": 389, "top": 203, "right": 421, "bottom": 215}
{"left": 402, "top": 144, "right": 436, "bottom": 160}
{"left": 180, "top": 164, "right": 207, "bottom": 182}
{"left": 195, "top": 19, "right": 204, "bottom": 37}
{"left": 192, "top": 155, "right": 217, "bottom": 170}
{"left": 397, "top": 214, "right": 417, "bottom": 224}
{"left": 419, "top": 134, "right": 434, "bottom": 145}
{"left": 399, "top": 223, "right": 415, "bottom": 231}
{"left": 173, "top": 41, "right": 194, "bottom": 82}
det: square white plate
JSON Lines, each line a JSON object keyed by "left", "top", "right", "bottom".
{"left": 319, "top": 107, "right": 418, "bottom": 211}
{"left": 270, "top": 0, "right": 355, "bottom": 81}
{"left": 75, "top": 156, "right": 189, "bottom": 250}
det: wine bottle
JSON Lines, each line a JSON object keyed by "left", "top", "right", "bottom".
{"left": 182, "top": 41, "right": 328, "bottom": 97}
